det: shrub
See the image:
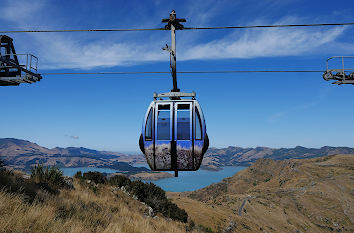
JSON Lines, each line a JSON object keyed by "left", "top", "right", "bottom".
{"left": 74, "top": 171, "right": 107, "bottom": 193}
{"left": 0, "top": 160, "right": 5, "bottom": 172}
{"left": 126, "top": 180, "right": 146, "bottom": 200}
{"left": 73, "top": 171, "right": 82, "bottom": 179}
{"left": 82, "top": 171, "right": 107, "bottom": 184}
{"left": 75, "top": 171, "right": 189, "bottom": 222}
{"left": 108, "top": 175, "right": 131, "bottom": 187}
{"left": 0, "top": 167, "right": 56, "bottom": 202}
{"left": 157, "top": 199, "right": 188, "bottom": 222}
{"left": 30, "top": 164, "right": 66, "bottom": 189}
{"left": 108, "top": 175, "right": 188, "bottom": 222}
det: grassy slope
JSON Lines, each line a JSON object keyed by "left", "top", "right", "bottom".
{"left": 0, "top": 181, "right": 198, "bottom": 233}
{"left": 168, "top": 154, "right": 354, "bottom": 233}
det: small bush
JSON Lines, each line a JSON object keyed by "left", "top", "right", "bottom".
{"left": 108, "top": 175, "right": 131, "bottom": 187}
{"left": 82, "top": 171, "right": 107, "bottom": 184}
{"left": 108, "top": 175, "right": 188, "bottom": 222}
{"left": 73, "top": 171, "right": 82, "bottom": 179}
{"left": 75, "top": 172, "right": 188, "bottom": 222}
{"left": 30, "top": 164, "right": 66, "bottom": 189}
{"left": 0, "top": 167, "right": 56, "bottom": 202}
{"left": 198, "top": 225, "right": 215, "bottom": 233}
{"left": 264, "top": 178, "right": 271, "bottom": 182}
{"left": 74, "top": 171, "right": 107, "bottom": 193}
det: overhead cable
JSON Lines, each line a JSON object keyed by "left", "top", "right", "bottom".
{"left": 0, "top": 28, "right": 165, "bottom": 33}
{"left": 42, "top": 70, "right": 324, "bottom": 75}
{"left": 1, "top": 22, "right": 353, "bottom": 33}
{"left": 184, "top": 22, "right": 354, "bottom": 30}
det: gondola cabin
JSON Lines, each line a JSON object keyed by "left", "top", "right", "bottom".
{"left": 139, "top": 92, "right": 209, "bottom": 176}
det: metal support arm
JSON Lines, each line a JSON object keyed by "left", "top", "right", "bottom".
{"left": 162, "top": 10, "right": 186, "bottom": 92}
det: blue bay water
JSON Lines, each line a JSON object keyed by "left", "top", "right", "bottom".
{"left": 60, "top": 165, "right": 246, "bottom": 192}
{"left": 61, "top": 167, "right": 119, "bottom": 177}
{"left": 150, "top": 166, "right": 246, "bottom": 192}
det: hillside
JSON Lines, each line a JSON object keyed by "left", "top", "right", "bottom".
{"left": 3, "top": 138, "right": 354, "bottom": 172}
{"left": 202, "top": 146, "right": 354, "bottom": 167}
{"left": 0, "top": 174, "right": 198, "bottom": 233}
{"left": 0, "top": 138, "right": 147, "bottom": 172}
{"left": 169, "top": 154, "right": 354, "bottom": 232}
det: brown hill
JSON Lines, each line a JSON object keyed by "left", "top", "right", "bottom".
{"left": 3, "top": 138, "right": 354, "bottom": 172}
{"left": 0, "top": 138, "right": 146, "bottom": 172}
{"left": 202, "top": 146, "right": 354, "bottom": 167}
{"left": 169, "top": 154, "right": 354, "bottom": 232}
{"left": 0, "top": 179, "right": 199, "bottom": 233}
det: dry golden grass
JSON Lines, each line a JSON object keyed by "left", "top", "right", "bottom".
{"left": 0, "top": 181, "right": 200, "bottom": 233}
{"left": 167, "top": 192, "right": 254, "bottom": 232}
{"left": 171, "top": 154, "right": 354, "bottom": 233}
{"left": 2, "top": 155, "right": 352, "bottom": 233}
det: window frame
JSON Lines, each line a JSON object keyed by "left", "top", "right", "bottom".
{"left": 176, "top": 104, "right": 191, "bottom": 140}
{"left": 195, "top": 106, "right": 203, "bottom": 140}
{"left": 156, "top": 103, "right": 172, "bottom": 141}
{"left": 145, "top": 108, "right": 153, "bottom": 141}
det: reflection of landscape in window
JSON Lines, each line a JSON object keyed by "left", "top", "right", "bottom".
{"left": 177, "top": 110, "right": 190, "bottom": 140}
{"left": 157, "top": 110, "right": 170, "bottom": 140}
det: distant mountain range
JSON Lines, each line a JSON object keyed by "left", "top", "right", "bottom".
{"left": 0, "top": 138, "right": 148, "bottom": 172}
{"left": 202, "top": 145, "right": 354, "bottom": 167}
{"left": 1, "top": 138, "right": 353, "bottom": 171}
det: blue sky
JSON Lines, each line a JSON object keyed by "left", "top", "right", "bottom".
{"left": 1, "top": 0, "right": 354, "bottom": 152}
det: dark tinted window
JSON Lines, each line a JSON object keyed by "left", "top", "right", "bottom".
{"left": 195, "top": 107, "right": 202, "bottom": 140}
{"left": 177, "top": 105, "right": 190, "bottom": 140}
{"left": 158, "top": 104, "right": 170, "bottom": 110}
{"left": 157, "top": 105, "right": 170, "bottom": 140}
{"left": 178, "top": 104, "right": 190, "bottom": 110}
{"left": 145, "top": 109, "right": 153, "bottom": 140}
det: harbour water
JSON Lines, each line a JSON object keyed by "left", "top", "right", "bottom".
{"left": 61, "top": 167, "right": 118, "bottom": 177}
{"left": 61, "top": 165, "right": 246, "bottom": 192}
{"left": 151, "top": 166, "right": 246, "bottom": 192}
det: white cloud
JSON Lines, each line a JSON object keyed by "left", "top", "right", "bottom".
{"left": 180, "top": 25, "right": 346, "bottom": 60}
{"left": 0, "top": 0, "right": 349, "bottom": 70}
{"left": 32, "top": 23, "right": 347, "bottom": 70}
{"left": 268, "top": 101, "right": 318, "bottom": 123}
{"left": 34, "top": 34, "right": 166, "bottom": 69}
{"left": 267, "top": 87, "right": 332, "bottom": 123}
{"left": 65, "top": 134, "right": 79, "bottom": 140}
{"left": 0, "top": 0, "right": 44, "bottom": 22}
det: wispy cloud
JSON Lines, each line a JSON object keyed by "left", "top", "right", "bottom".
{"left": 268, "top": 101, "right": 318, "bottom": 123}
{"left": 267, "top": 87, "right": 332, "bottom": 123}
{"left": 180, "top": 18, "right": 346, "bottom": 60}
{"left": 0, "top": 0, "right": 45, "bottom": 22}
{"left": 0, "top": 0, "right": 350, "bottom": 70}
{"left": 33, "top": 34, "right": 166, "bottom": 69}
{"left": 65, "top": 135, "right": 79, "bottom": 140}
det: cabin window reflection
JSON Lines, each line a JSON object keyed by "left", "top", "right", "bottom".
{"left": 177, "top": 104, "right": 190, "bottom": 140}
{"left": 195, "top": 107, "right": 202, "bottom": 140}
{"left": 157, "top": 105, "right": 170, "bottom": 140}
{"left": 145, "top": 108, "right": 153, "bottom": 140}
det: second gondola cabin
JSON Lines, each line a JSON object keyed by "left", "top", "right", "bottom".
{"left": 139, "top": 92, "right": 209, "bottom": 176}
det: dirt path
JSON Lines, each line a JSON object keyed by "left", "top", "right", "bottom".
{"left": 238, "top": 195, "right": 252, "bottom": 216}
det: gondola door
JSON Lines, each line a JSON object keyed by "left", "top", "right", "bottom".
{"left": 174, "top": 102, "right": 193, "bottom": 170}
{"left": 155, "top": 103, "right": 172, "bottom": 170}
